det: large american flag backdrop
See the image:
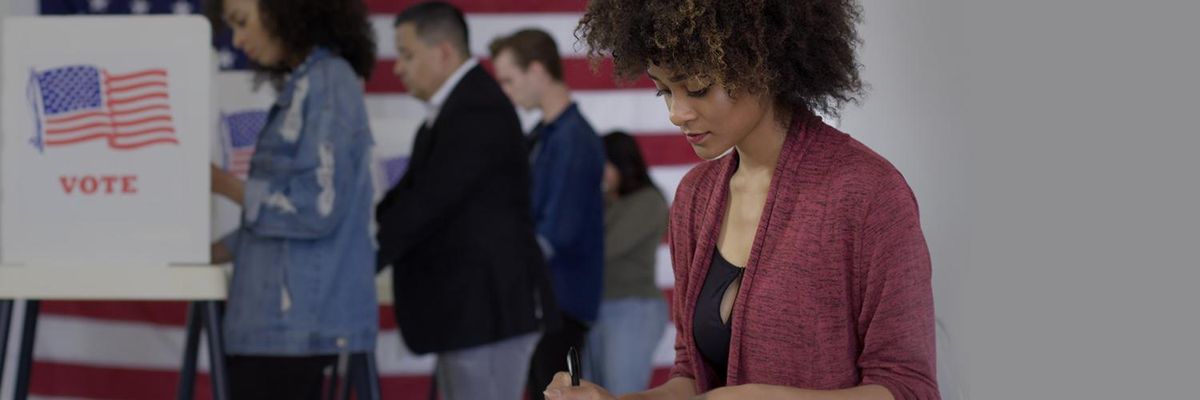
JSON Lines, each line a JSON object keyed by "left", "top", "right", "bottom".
{"left": 11, "top": 1, "right": 698, "bottom": 399}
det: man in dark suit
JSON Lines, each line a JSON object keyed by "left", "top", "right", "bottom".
{"left": 375, "top": 3, "right": 556, "bottom": 399}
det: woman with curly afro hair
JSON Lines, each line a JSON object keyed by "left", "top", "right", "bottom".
{"left": 205, "top": 0, "right": 379, "bottom": 397}
{"left": 545, "top": 1, "right": 940, "bottom": 399}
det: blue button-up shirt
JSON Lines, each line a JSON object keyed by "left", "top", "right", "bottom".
{"left": 529, "top": 103, "right": 606, "bottom": 322}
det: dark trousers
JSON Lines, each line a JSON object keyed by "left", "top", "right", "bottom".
{"left": 227, "top": 355, "right": 336, "bottom": 400}
{"left": 527, "top": 314, "right": 590, "bottom": 400}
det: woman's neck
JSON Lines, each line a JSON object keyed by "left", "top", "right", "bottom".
{"left": 733, "top": 107, "right": 788, "bottom": 178}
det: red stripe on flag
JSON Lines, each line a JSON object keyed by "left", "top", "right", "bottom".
{"left": 368, "top": 57, "right": 653, "bottom": 94}
{"left": 380, "top": 375, "right": 437, "bottom": 399}
{"left": 115, "top": 126, "right": 176, "bottom": 137}
{"left": 109, "top": 80, "right": 168, "bottom": 93}
{"left": 30, "top": 361, "right": 212, "bottom": 400}
{"left": 110, "top": 103, "right": 171, "bottom": 117}
{"left": 380, "top": 304, "right": 397, "bottom": 330}
{"left": 40, "top": 300, "right": 190, "bottom": 326}
{"left": 104, "top": 69, "right": 167, "bottom": 82}
{"left": 45, "top": 120, "right": 110, "bottom": 135}
{"left": 45, "top": 110, "right": 107, "bottom": 124}
{"left": 366, "top": 0, "right": 588, "bottom": 14}
{"left": 110, "top": 114, "right": 173, "bottom": 128}
{"left": 107, "top": 92, "right": 168, "bottom": 106}
{"left": 46, "top": 133, "right": 117, "bottom": 146}
{"left": 634, "top": 133, "right": 702, "bottom": 166}
{"left": 44, "top": 103, "right": 169, "bottom": 125}
{"left": 46, "top": 128, "right": 175, "bottom": 147}
{"left": 44, "top": 301, "right": 396, "bottom": 330}
{"left": 109, "top": 136, "right": 180, "bottom": 150}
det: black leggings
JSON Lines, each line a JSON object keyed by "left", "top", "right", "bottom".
{"left": 227, "top": 354, "right": 336, "bottom": 400}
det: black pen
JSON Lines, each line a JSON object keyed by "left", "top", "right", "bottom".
{"left": 566, "top": 346, "right": 581, "bottom": 386}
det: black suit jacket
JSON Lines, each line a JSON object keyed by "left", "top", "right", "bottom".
{"left": 375, "top": 65, "right": 558, "bottom": 354}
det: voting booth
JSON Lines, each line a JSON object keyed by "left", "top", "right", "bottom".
{"left": 0, "top": 16, "right": 229, "bottom": 399}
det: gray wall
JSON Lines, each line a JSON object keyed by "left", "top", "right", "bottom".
{"left": 846, "top": 1, "right": 1200, "bottom": 399}
{"left": 0, "top": 0, "right": 7, "bottom": 392}
{"left": 840, "top": 1, "right": 970, "bottom": 398}
{"left": 961, "top": 1, "right": 1200, "bottom": 399}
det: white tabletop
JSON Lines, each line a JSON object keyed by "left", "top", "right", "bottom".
{"left": 0, "top": 264, "right": 228, "bottom": 300}
{"left": 1, "top": 263, "right": 396, "bottom": 304}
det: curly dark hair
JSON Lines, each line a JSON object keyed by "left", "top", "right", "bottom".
{"left": 576, "top": 0, "right": 866, "bottom": 120}
{"left": 205, "top": 0, "right": 376, "bottom": 80}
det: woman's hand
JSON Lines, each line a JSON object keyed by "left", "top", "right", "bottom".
{"left": 543, "top": 371, "right": 618, "bottom": 400}
{"left": 211, "top": 164, "right": 245, "bottom": 205}
{"left": 211, "top": 242, "right": 232, "bottom": 264}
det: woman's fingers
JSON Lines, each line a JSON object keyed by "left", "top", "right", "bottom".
{"left": 543, "top": 371, "right": 616, "bottom": 400}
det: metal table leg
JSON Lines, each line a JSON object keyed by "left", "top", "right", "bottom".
{"left": 13, "top": 300, "right": 40, "bottom": 400}
{"left": 176, "top": 302, "right": 203, "bottom": 400}
{"left": 202, "top": 301, "right": 229, "bottom": 400}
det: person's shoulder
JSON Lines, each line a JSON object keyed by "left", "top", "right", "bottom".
{"left": 810, "top": 125, "right": 917, "bottom": 217}
{"left": 301, "top": 55, "right": 364, "bottom": 110}
{"left": 305, "top": 55, "right": 358, "bottom": 89}
{"left": 452, "top": 65, "right": 506, "bottom": 104}
{"left": 805, "top": 123, "right": 909, "bottom": 192}
{"left": 436, "top": 68, "right": 524, "bottom": 144}
{"left": 555, "top": 109, "right": 602, "bottom": 152}
{"left": 311, "top": 53, "right": 356, "bottom": 76}
{"left": 565, "top": 104, "right": 597, "bottom": 133}
{"left": 673, "top": 155, "right": 728, "bottom": 210}
{"left": 447, "top": 66, "right": 519, "bottom": 117}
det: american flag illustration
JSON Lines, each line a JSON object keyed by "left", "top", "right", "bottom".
{"left": 28, "top": 65, "right": 177, "bottom": 152}
{"left": 219, "top": 110, "right": 267, "bottom": 179}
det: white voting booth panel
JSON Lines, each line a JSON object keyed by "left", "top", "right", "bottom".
{"left": 0, "top": 16, "right": 223, "bottom": 299}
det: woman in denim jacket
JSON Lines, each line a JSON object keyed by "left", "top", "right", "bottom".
{"left": 206, "top": 0, "right": 377, "bottom": 397}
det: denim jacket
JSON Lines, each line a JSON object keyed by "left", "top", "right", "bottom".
{"left": 221, "top": 48, "right": 377, "bottom": 355}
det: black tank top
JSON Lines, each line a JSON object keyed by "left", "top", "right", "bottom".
{"left": 692, "top": 248, "right": 744, "bottom": 385}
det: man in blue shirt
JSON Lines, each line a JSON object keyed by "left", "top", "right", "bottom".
{"left": 490, "top": 29, "right": 607, "bottom": 400}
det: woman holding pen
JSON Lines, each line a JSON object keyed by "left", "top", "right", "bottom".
{"left": 545, "top": 0, "right": 939, "bottom": 399}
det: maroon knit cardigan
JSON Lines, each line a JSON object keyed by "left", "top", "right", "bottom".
{"left": 667, "top": 113, "right": 940, "bottom": 399}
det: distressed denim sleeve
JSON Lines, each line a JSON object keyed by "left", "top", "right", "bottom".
{"left": 243, "top": 76, "right": 366, "bottom": 240}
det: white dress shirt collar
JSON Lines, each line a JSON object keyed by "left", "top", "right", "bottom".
{"left": 424, "top": 57, "right": 479, "bottom": 127}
